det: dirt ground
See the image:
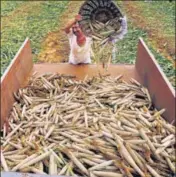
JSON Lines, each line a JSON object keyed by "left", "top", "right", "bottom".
{"left": 38, "top": 1, "right": 84, "bottom": 63}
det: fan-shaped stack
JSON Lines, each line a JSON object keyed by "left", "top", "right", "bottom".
{"left": 78, "top": 0, "right": 123, "bottom": 37}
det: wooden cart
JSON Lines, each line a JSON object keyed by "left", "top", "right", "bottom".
{"left": 1, "top": 38, "right": 175, "bottom": 177}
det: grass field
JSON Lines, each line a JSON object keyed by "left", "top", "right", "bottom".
{"left": 1, "top": 1, "right": 68, "bottom": 74}
{"left": 1, "top": 1, "right": 175, "bottom": 86}
{"left": 115, "top": 1, "right": 175, "bottom": 86}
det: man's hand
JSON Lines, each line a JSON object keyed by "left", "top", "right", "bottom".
{"left": 75, "top": 14, "right": 82, "bottom": 22}
{"left": 64, "top": 14, "right": 82, "bottom": 34}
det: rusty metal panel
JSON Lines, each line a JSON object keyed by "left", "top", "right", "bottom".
{"left": 135, "top": 38, "right": 175, "bottom": 124}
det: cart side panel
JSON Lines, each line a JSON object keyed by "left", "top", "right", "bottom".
{"left": 33, "top": 63, "right": 140, "bottom": 81}
{"left": 1, "top": 38, "right": 33, "bottom": 128}
{"left": 136, "top": 38, "right": 175, "bottom": 124}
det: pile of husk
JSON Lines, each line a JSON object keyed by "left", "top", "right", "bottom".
{"left": 89, "top": 19, "right": 121, "bottom": 69}
{"left": 1, "top": 73, "right": 175, "bottom": 177}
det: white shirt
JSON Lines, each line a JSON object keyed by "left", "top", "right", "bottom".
{"left": 68, "top": 30, "right": 92, "bottom": 64}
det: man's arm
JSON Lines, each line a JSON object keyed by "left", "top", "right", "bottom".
{"left": 64, "top": 19, "right": 77, "bottom": 34}
{"left": 109, "top": 16, "right": 127, "bottom": 44}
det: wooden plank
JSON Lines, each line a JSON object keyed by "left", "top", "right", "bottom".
{"left": 33, "top": 63, "right": 140, "bottom": 82}
{"left": 135, "top": 38, "right": 175, "bottom": 124}
{"left": 1, "top": 38, "right": 33, "bottom": 128}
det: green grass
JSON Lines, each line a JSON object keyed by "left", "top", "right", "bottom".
{"left": 113, "top": 20, "right": 175, "bottom": 81}
{"left": 112, "top": 21, "right": 148, "bottom": 64}
{"left": 136, "top": 1, "right": 175, "bottom": 37}
{"left": 1, "top": 1, "right": 68, "bottom": 75}
{"left": 1, "top": 1, "right": 24, "bottom": 17}
{"left": 114, "top": 1, "right": 175, "bottom": 87}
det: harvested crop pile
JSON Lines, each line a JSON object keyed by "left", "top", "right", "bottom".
{"left": 1, "top": 74, "right": 175, "bottom": 177}
{"left": 90, "top": 20, "right": 116, "bottom": 69}
{"left": 85, "top": 18, "right": 127, "bottom": 69}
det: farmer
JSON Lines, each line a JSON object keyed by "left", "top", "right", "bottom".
{"left": 64, "top": 14, "right": 92, "bottom": 65}
{"left": 64, "top": 14, "right": 127, "bottom": 65}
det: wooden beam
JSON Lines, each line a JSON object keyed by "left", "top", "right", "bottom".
{"left": 1, "top": 38, "right": 33, "bottom": 128}
{"left": 33, "top": 63, "right": 140, "bottom": 81}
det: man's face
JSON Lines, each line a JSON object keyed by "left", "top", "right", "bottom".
{"left": 72, "top": 24, "right": 82, "bottom": 36}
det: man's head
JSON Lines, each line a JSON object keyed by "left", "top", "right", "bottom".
{"left": 72, "top": 23, "right": 86, "bottom": 46}
{"left": 72, "top": 24, "right": 82, "bottom": 36}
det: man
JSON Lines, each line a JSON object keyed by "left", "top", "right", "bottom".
{"left": 64, "top": 14, "right": 92, "bottom": 65}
